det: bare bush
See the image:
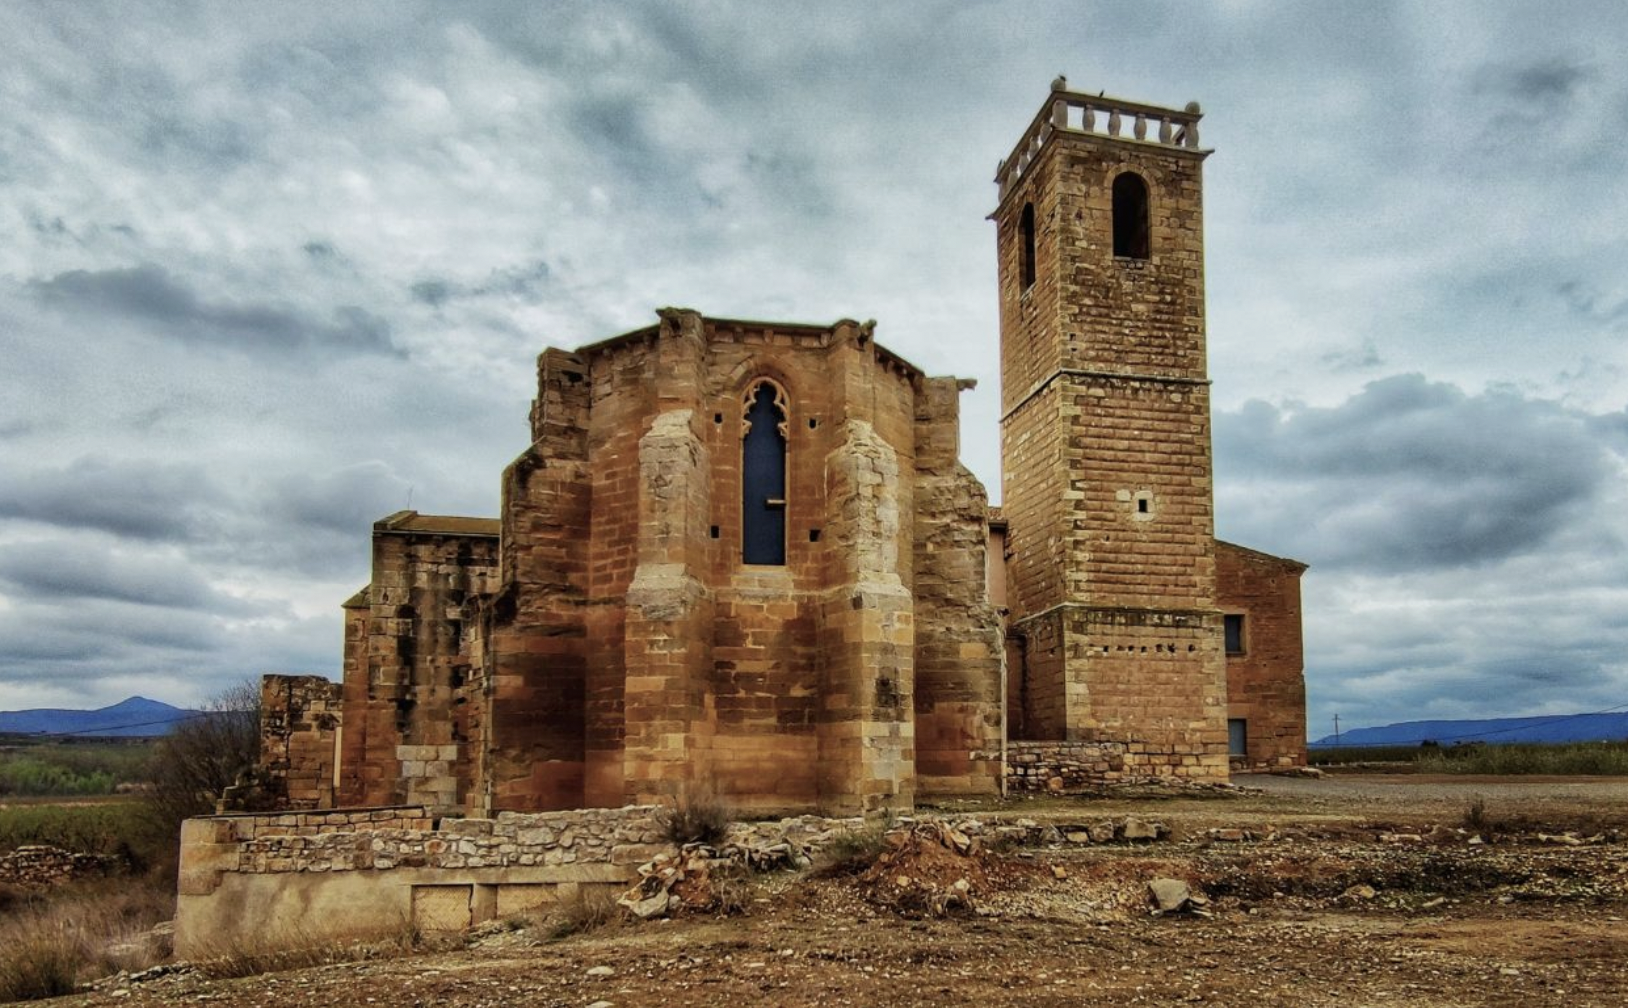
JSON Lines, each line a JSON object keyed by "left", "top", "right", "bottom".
{"left": 141, "top": 680, "right": 263, "bottom": 875}
{"left": 661, "top": 791, "right": 731, "bottom": 847}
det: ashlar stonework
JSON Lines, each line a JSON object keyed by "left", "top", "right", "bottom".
{"left": 257, "top": 85, "right": 1307, "bottom": 820}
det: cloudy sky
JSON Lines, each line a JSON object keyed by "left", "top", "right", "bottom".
{"left": 3, "top": 2, "right": 1626, "bottom": 738}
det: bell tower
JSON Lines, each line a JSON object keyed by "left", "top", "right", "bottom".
{"left": 994, "top": 82, "right": 1228, "bottom": 778}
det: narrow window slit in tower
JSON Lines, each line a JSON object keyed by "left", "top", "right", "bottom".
{"left": 1112, "top": 172, "right": 1151, "bottom": 259}
{"left": 1020, "top": 202, "right": 1037, "bottom": 289}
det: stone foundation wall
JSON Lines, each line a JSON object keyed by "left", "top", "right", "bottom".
{"left": 175, "top": 805, "right": 671, "bottom": 959}
{"left": 1002, "top": 740, "right": 1226, "bottom": 792}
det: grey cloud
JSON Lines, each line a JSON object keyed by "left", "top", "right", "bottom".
{"left": 0, "top": 600, "right": 223, "bottom": 673}
{"left": 259, "top": 461, "right": 414, "bottom": 537}
{"left": 410, "top": 279, "right": 453, "bottom": 308}
{"left": 1587, "top": 408, "right": 1628, "bottom": 451}
{"left": 1216, "top": 375, "right": 1614, "bottom": 572}
{"left": 28, "top": 264, "right": 402, "bottom": 358}
{"left": 0, "top": 541, "right": 220, "bottom": 611}
{"left": 1557, "top": 280, "right": 1628, "bottom": 326}
{"left": 1319, "top": 339, "right": 1384, "bottom": 373}
{"left": 1473, "top": 57, "right": 1594, "bottom": 106}
{"left": 410, "top": 261, "right": 553, "bottom": 309}
{"left": 0, "top": 456, "right": 226, "bottom": 542}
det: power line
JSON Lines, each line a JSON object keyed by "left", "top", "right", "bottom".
{"left": 0, "top": 709, "right": 251, "bottom": 741}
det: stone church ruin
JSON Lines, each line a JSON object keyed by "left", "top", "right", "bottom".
{"left": 177, "top": 85, "right": 1311, "bottom": 957}
{"left": 254, "top": 84, "right": 1308, "bottom": 821}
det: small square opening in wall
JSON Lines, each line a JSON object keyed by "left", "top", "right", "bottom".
{"left": 809, "top": 528, "right": 821, "bottom": 542}
{"left": 709, "top": 525, "right": 720, "bottom": 539}
{"left": 1137, "top": 498, "right": 1149, "bottom": 514}
{"left": 808, "top": 418, "right": 819, "bottom": 429}
{"left": 714, "top": 413, "right": 724, "bottom": 424}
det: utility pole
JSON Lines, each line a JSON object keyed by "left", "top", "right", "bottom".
{"left": 1334, "top": 713, "right": 1341, "bottom": 747}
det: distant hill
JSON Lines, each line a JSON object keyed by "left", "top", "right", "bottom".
{"left": 0, "top": 696, "right": 199, "bottom": 737}
{"left": 1312, "top": 713, "right": 1628, "bottom": 748}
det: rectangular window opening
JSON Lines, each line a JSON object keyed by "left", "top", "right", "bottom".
{"left": 1223, "top": 613, "right": 1245, "bottom": 656}
{"left": 1227, "top": 719, "right": 1247, "bottom": 758}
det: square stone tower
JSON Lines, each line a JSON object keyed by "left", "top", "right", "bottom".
{"left": 993, "top": 83, "right": 1229, "bottom": 778}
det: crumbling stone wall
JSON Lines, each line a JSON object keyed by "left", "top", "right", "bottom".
{"left": 0, "top": 845, "right": 115, "bottom": 888}
{"left": 338, "top": 517, "right": 500, "bottom": 814}
{"left": 912, "top": 377, "right": 1004, "bottom": 796}
{"left": 259, "top": 674, "right": 342, "bottom": 810}
{"left": 1217, "top": 541, "right": 1308, "bottom": 767}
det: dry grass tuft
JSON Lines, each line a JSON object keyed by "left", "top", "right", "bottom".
{"left": 538, "top": 888, "right": 621, "bottom": 941}
{"left": 0, "top": 878, "right": 173, "bottom": 1002}
{"left": 192, "top": 919, "right": 418, "bottom": 980}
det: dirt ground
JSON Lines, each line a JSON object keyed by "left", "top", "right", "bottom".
{"left": 59, "top": 775, "right": 1628, "bottom": 1007}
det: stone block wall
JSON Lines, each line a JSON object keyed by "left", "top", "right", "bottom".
{"left": 1217, "top": 541, "right": 1308, "bottom": 767}
{"left": 1002, "top": 740, "right": 1227, "bottom": 791}
{"left": 259, "top": 674, "right": 342, "bottom": 810}
{"left": 338, "top": 517, "right": 500, "bottom": 813}
{"left": 478, "top": 311, "right": 997, "bottom": 815}
{"left": 175, "top": 805, "right": 670, "bottom": 959}
{"left": 994, "top": 97, "right": 1228, "bottom": 781}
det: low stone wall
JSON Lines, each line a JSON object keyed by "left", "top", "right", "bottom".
{"left": 1004, "top": 740, "right": 1228, "bottom": 792}
{"left": 176, "top": 805, "right": 670, "bottom": 958}
{"left": 0, "top": 845, "right": 115, "bottom": 889}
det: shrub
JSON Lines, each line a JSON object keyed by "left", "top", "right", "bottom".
{"left": 812, "top": 824, "right": 890, "bottom": 877}
{"left": 661, "top": 791, "right": 731, "bottom": 847}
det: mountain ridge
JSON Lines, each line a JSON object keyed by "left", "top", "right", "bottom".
{"left": 1311, "top": 712, "right": 1628, "bottom": 748}
{"left": 0, "top": 696, "right": 199, "bottom": 737}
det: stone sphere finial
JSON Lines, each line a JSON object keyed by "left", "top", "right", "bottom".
{"left": 1051, "top": 74, "right": 1068, "bottom": 92}
{"left": 1185, "top": 101, "right": 1201, "bottom": 114}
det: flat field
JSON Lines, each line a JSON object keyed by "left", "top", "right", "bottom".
{"left": 52, "top": 775, "right": 1628, "bottom": 1007}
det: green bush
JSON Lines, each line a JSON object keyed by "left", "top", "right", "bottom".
{"left": 1416, "top": 742, "right": 1628, "bottom": 776}
{"left": 0, "top": 802, "right": 152, "bottom": 859}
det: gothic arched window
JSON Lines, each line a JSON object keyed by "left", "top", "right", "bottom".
{"left": 1019, "top": 201, "right": 1037, "bottom": 289}
{"left": 741, "top": 380, "right": 788, "bottom": 565}
{"left": 1112, "top": 172, "right": 1150, "bottom": 259}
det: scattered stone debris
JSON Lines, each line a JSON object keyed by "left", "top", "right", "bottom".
{"left": 1269, "top": 766, "right": 1326, "bottom": 779}
{"left": 1147, "top": 877, "right": 1211, "bottom": 916}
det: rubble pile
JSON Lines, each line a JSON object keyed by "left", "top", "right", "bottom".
{"left": 856, "top": 821, "right": 992, "bottom": 917}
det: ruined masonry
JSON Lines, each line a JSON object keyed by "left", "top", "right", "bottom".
{"left": 257, "top": 85, "right": 1308, "bottom": 821}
